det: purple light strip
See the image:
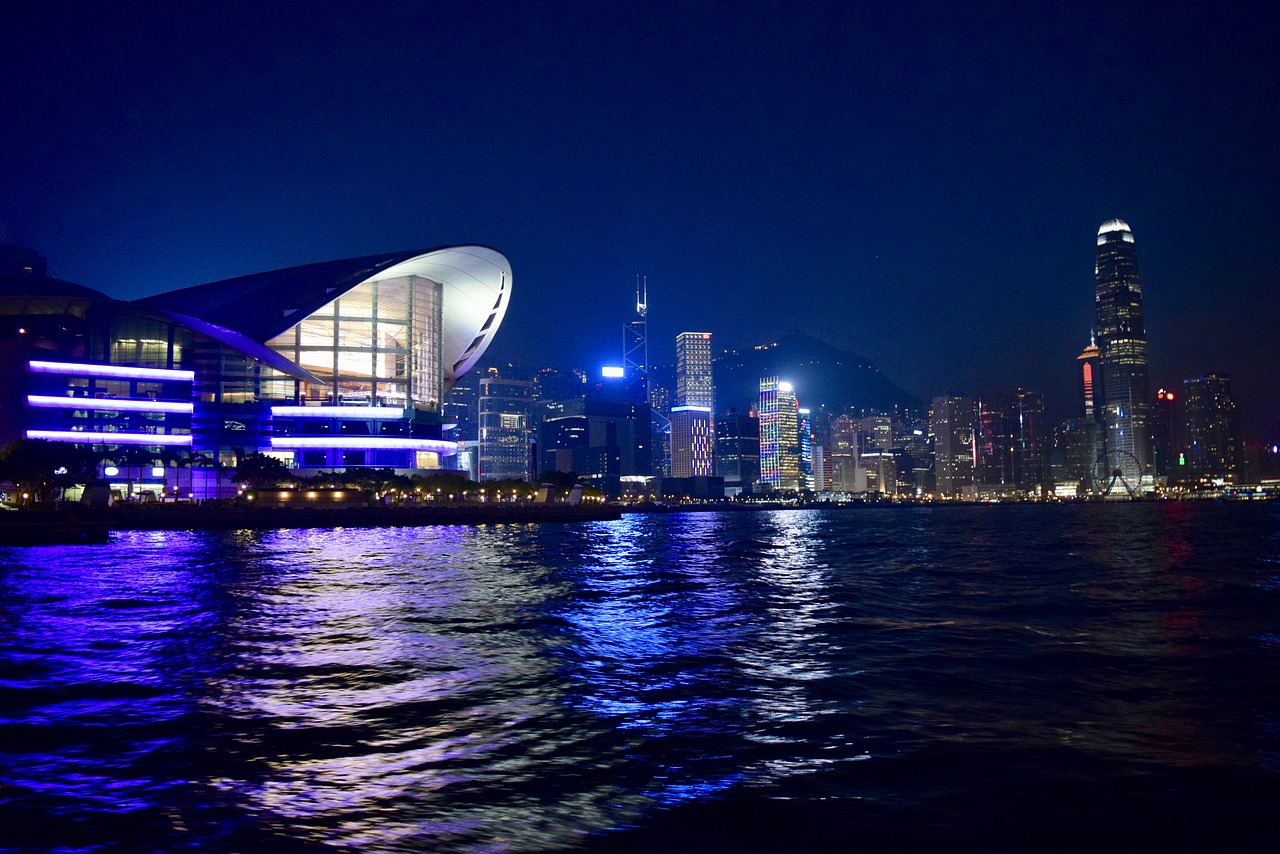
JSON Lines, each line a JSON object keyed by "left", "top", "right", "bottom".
{"left": 26, "top": 430, "right": 193, "bottom": 446}
{"left": 271, "top": 405, "right": 406, "bottom": 419}
{"left": 27, "top": 395, "right": 194, "bottom": 414}
{"left": 270, "top": 436, "right": 459, "bottom": 454}
{"left": 28, "top": 360, "right": 195, "bottom": 382}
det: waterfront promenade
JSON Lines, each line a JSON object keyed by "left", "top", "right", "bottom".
{"left": 0, "top": 502, "right": 621, "bottom": 544}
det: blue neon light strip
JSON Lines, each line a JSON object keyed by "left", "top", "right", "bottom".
{"left": 26, "top": 430, "right": 193, "bottom": 446}
{"left": 28, "top": 360, "right": 195, "bottom": 382}
{"left": 27, "top": 395, "right": 194, "bottom": 414}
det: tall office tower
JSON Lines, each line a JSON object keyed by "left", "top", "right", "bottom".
{"left": 671, "top": 332, "right": 715, "bottom": 477}
{"left": 897, "top": 420, "right": 933, "bottom": 495}
{"left": 930, "top": 395, "right": 975, "bottom": 498}
{"left": 1095, "top": 219, "right": 1152, "bottom": 490}
{"left": 623, "top": 277, "right": 654, "bottom": 475}
{"left": 478, "top": 370, "right": 532, "bottom": 481}
{"left": 1074, "top": 337, "right": 1107, "bottom": 486}
{"left": 670, "top": 406, "right": 714, "bottom": 476}
{"left": 675, "top": 332, "right": 714, "bottom": 409}
{"left": 715, "top": 408, "right": 760, "bottom": 494}
{"left": 1151, "top": 388, "right": 1180, "bottom": 479}
{"left": 1077, "top": 336, "right": 1101, "bottom": 421}
{"left": 812, "top": 444, "right": 831, "bottom": 492}
{"left": 974, "top": 393, "right": 1013, "bottom": 489}
{"left": 861, "top": 450, "right": 897, "bottom": 495}
{"left": 798, "top": 408, "right": 813, "bottom": 489}
{"left": 758, "top": 377, "right": 802, "bottom": 491}
{"left": 1010, "top": 389, "right": 1046, "bottom": 495}
{"left": 828, "top": 414, "right": 862, "bottom": 493}
{"left": 1183, "top": 374, "right": 1242, "bottom": 481}
{"left": 860, "top": 415, "right": 894, "bottom": 451}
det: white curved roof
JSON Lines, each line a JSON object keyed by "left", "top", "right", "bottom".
{"left": 355, "top": 246, "right": 511, "bottom": 390}
{"left": 1098, "top": 219, "right": 1132, "bottom": 235}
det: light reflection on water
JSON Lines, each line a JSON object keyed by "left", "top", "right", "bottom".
{"left": 1, "top": 504, "right": 1279, "bottom": 851}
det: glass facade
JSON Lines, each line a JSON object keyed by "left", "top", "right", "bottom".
{"left": 4, "top": 246, "right": 510, "bottom": 493}
{"left": 758, "top": 377, "right": 801, "bottom": 491}
{"left": 1094, "top": 219, "right": 1152, "bottom": 489}
{"left": 478, "top": 374, "right": 532, "bottom": 481}
{"left": 266, "top": 274, "right": 443, "bottom": 410}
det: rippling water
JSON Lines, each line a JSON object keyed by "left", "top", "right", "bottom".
{"left": 3, "top": 503, "right": 1280, "bottom": 852}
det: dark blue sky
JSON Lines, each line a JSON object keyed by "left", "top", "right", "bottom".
{"left": 3, "top": 1, "right": 1277, "bottom": 436}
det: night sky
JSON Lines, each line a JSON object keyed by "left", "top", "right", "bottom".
{"left": 3, "top": 2, "right": 1276, "bottom": 437}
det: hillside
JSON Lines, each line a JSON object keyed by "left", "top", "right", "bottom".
{"left": 712, "top": 334, "right": 922, "bottom": 415}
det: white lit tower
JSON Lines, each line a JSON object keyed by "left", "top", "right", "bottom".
{"left": 1094, "top": 219, "right": 1152, "bottom": 493}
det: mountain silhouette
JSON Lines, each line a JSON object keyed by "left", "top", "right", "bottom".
{"left": 712, "top": 333, "right": 921, "bottom": 415}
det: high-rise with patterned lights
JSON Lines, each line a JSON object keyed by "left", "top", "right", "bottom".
{"left": 671, "top": 332, "right": 715, "bottom": 477}
{"left": 1094, "top": 219, "right": 1152, "bottom": 491}
{"left": 758, "top": 377, "right": 802, "bottom": 491}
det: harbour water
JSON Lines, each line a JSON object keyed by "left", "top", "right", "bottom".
{"left": 2, "top": 503, "right": 1279, "bottom": 852}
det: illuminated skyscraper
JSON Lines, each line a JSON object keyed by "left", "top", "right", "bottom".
{"left": 930, "top": 394, "right": 974, "bottom": 498}
{"left": 1094, "top": 219, "right": 1152, "bottom": 491}
{"left": 1183, "top": 373, "right": 1242, "bottom": 481}
{"left": 1151, "top": 388, "right": 1180, "bottom": 478}
{"left": 675, "top": 332, "right": 714, "bottom": 409}
{"left": 671, "top": 332, "right": 715, "bottom": 477}
{"left": 1010, "top": 389, "right": 1046, "bottom": 494}
{"left": 1073, "top": 337, "right": 1107, "bottom": 486}
{"left": 758, "top": 377, "right": 801, "bottom": 491}
{"left": 669, "top": 406, "right": 714, "bottom": 477}
{"left": 827, "top": 414, "right": 863, "bottom": 493}
{"left": 798, "top": 408, "right": 813, "bottom": 490}
{"left": 622, "top": 278, "right": 653, "bottom": 475}
{"left": 1077, "top": 337, "right": 1101, "bottom": 421}
{"left": 478, "top": 371, "right": 532, "bottom": 481}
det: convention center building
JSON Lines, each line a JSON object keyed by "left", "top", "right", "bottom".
{"left": 0, "top": 244, "right": 510, "bottom": 497}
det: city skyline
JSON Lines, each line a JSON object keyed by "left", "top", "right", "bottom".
{"left": 2, "top": 2, "right": 1275, "bottom": 439}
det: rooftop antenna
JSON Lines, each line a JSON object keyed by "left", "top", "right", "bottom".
{"left": 624, "top": 275, "right": 662, "bottom": 474}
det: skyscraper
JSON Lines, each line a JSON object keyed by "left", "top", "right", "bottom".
{"left": 478, "top": 370, "right": 532, "bottom": 481}
{"left": 622, "top": 276, "right": 653, "bottom": 476}
{"left": 798, "top": 408, "right": 813, "bottom": 490}
{"left": 1151, "top": 388, "right": 1180, "bottom": 479}
{"left": 715, "top": 408, "right": 760, "bottom": 494}
{"left": 827, "top": 414, "right": 863, "bottom": 494}
{"left": 930, "top": 394, "right": 974, "bottom": 498}
{"left": 758, "top": 377, "right": 802, "bottom": 491}
{"left": 675, "top": 332, "right": 714, "bottom": 410}
{"left": 1094, "top": 219, "right": 1152, "bottom": 491}
{"left": 1010, "top": 389, "right": 1046, "bottom": 495}
{"left": 1072, "top": 337, "right": 1107, "bottom": 486}
{"left": 671, "top": 332, "right": 715, "bottom": 477}
{"left": 1183, "top": 373, "right": 1242, "bottom": 482}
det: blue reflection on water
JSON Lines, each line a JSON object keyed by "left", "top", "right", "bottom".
{"left": 1, "top": 504, "right": 1279, "bottom": 851}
